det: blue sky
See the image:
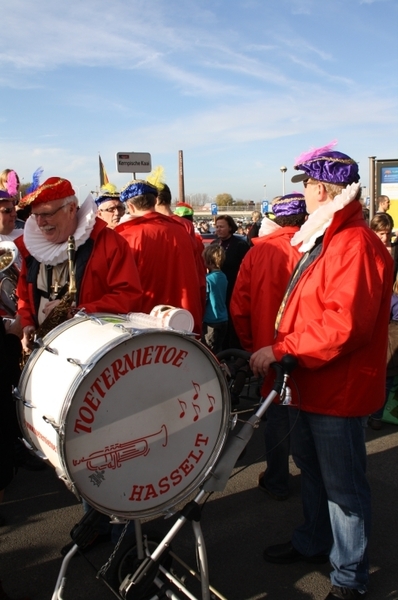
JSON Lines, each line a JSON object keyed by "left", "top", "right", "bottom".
{"left": 1, "top": 0, "right": 397, "bottom": 203}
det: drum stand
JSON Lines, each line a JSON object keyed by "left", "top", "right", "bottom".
{"left": 51, "top": 355, "right": 296, "bottom": 600}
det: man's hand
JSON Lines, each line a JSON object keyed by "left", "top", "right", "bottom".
{"left": 22, "top": 325, "right": 36, "bottom": 353}
{"left": 250, "top": 346, "right": 277, "bottom": 378}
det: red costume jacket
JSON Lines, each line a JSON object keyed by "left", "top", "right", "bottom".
{"left": 272, "top": 201, "right": 393, "bottom": 417}
{"left": 230, "top": 226, "right": 300, "bottom": 352}
{"left": 116, "top": 212, "right": 204, "bottom": 334}
{"left": 170, "top": 215, "right": 206, "bottom": 313}
{"left": 17, "top": 218, "right": 143, "bottom": 328}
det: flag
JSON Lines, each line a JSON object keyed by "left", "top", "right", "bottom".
{"left": 99, "top": 155, "right": 109, "bottom": 187}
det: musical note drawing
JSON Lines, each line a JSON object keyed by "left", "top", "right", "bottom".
{"left": 207, "top": 394, "right": 215, "bottom": 413}
{"left": 73, "top": 424, "right": 168, "bottom": 471}
{"left": 193, "top": 403, "right": 200, "bottom": 422}
{"left": 178, "top": 399, "right": 187, "bottom": 418}
{"left": 192, "top": 381, "right": 201, "bottom": 400}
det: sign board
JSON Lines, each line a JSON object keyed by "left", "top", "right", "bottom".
{"left": 376, "top": 158, "right": 398, "bottom": 225}
{"left": 262, "top": 200, "right": 269, "bottom": 214}
{"left": 211, "top": 203, "right": 218, "bottom": 216}
{"left": 116, "top": 152, "right": 152, "bottom": 173}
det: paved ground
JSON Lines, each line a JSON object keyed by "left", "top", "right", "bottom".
{"left": 1, "top": 391, "right": 398, "bottom": 600}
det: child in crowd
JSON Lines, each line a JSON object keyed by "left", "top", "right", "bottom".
{"left": 201, "top": 245, "right": 228, "bottom": 355}
{"left": 370, "top": 213, "right": 393, "bottom": 254}
{"left": 368, "top": 214, "right": 398, "bottom": 429}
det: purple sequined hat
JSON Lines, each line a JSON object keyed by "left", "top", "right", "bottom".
{"left": 272, "top": 193, "right": 306, "bottom": 218}
{"left": 291, "top": 142, "right": 359, "bottom": 185}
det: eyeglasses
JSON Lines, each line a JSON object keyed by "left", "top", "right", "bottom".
{"left": 303, "top": 180, "right": 318, "bottom": 188}
{"left": 99, "top": 206, "right": 125, "bottom": 214}
{"left": 32, "top": 203, "right": 68, "bottom": 220}
{"left": 0, "top": 207, "right": 16, "bottom": 214}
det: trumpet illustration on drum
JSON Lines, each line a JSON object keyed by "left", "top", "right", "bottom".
{"left": 73, "top": 424, "right": 168, "bottom": 471}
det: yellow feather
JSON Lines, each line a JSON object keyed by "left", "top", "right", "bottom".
{"left": 100, "top": 182, "right": 118, "bottom": 194}
{"left": 147, "top": 165, "right": 165, "bottom": 191}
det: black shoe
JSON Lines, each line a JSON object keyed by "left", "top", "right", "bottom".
{"left": 325, "top": 585, "right": 366, "bottom": 599}
{"left": 258, "top": 472, "right": 289, "bottom": 501}
{"left": 263, "top": 541, "right": 329, "bottom": 565}
{"left": 367, "top": 417, "right": 382, "bottom": 431}
{"left": 61, "top": 532, "right": 112, "bottom": 556}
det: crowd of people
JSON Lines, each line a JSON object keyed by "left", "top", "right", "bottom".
{"left": 0, "top": 147, "right": 396, "bottom": 599}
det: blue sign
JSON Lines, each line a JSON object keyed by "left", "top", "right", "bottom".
{"left": 262, "top": 200, "right": 269, "bottom": 214}
{"left": 211, "top": 203, "right": 218, "bottom": 216}
{"left": 381, "top": 166, "right": 398, "bottom": 184}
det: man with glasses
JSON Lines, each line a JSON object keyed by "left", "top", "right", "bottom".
{"left": 95, "top": 184, "right": 125, "bottom": 229}
{"left": 250, "top": 145, "right": 393, "bottom": 599}
{"left": 16, "top": 177, "right": 142, "bottom": 353}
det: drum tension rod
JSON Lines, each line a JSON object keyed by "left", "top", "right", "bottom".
{"left": 66, "top": 358, "right": 92, "bottom": 371}
{"left": 42, "top": 416, "right": 60, "bottom": 433}
{"left": 33, "top": 337, "right": 59, "bottom": 355}
{"left": 113, "top": 323, "right": 135, "bottom": 336}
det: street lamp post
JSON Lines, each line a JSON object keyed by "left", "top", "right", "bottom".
{"left": 280, "top": 166, "right": 287, "bottom": 196}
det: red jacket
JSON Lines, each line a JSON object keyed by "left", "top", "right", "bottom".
{"left": 170, "top": 215, "right": 206, "bottom": 313}
{"left": 230, "top": 226, "right": 300, "bottom": 352}
{"left": 272, "top": 201, "right": 394, "bottom": 417}
{"left": 116, "top": 212, "right": 204, "bottom": 334}
{"left": 17, "top": 218, "right": 143, "bottom": 328}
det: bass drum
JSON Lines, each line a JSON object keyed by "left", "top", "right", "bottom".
{"left": 16, "top": 313, "right": 230, "bottom": 519}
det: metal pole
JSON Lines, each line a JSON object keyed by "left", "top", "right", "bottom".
{"left": 368, "top": 156, "right": 376, "bottom": 220}
{"left": 178, "top": 150, "right": 185, "bottom": 203}
{"left": 280, "top": 167, "right": 287, "bottom": 196}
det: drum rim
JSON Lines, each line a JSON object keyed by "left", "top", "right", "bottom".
{"left": 62, "top": 329, "right": 231, "bottom": 519}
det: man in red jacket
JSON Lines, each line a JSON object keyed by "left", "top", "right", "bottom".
{"left": 250, "top": 144, "right": 393, "bottom": 600}
{"left": 17, "top": 177, "right": 143, "bottom": 351}
{"left": 116, "top": 179, "right": 204, "bottom": 335}
{"left": 230, "top": 193, "right": 307, "bottom": 500}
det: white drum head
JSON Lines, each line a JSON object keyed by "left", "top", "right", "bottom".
{"left": 61, "top": 329, "right": 229, "bottom": 518}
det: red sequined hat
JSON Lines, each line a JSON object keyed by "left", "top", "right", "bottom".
{"left": 20, "top": 177, "right": 75, "bottom": 206}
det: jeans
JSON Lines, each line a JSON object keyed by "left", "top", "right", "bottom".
{"left": 261, "top": 402, "right": 291, "bottom": 496}
{"left": 202, "top": 321, "right": 228, "bottom": 356}
{"left": 289, "top": 409, "right": 370, "bottom": 592}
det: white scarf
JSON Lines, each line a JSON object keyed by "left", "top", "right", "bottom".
{"left": 258, "top": 216, "right": 281, "bottom": 237}
{"left": 23, "top": 195, "right": 97, "bottom": 266}
{"left": 291, "top": 182, "right": 361, "bottom": 253}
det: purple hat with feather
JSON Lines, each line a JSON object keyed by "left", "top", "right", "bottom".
{"left": 0, "top": 190, "right": 12, "bottom": 201}
{"left": 272, "top": 193, "right": 306, "bottom": 218}
{"left": 291, "top": 141, "right": 359, "bottom": 186}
